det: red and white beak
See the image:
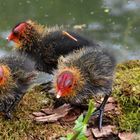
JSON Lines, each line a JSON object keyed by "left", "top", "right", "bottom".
{"left": 7, "top": 32, "right": 20, "bottom": 44}
{"left": 7, "top": 32, "right": 13, "bottom": 41}
{"left": 56, "top": 90, "right": 62, "bottom": 98}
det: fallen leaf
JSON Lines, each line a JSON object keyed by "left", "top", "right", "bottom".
{"left": 60, "top": 108, "right": 82, "bottom": 122}
{"left": 32, "top": 112, "right": 46, "bottom": 117}
{"left": 107, "top": 97, "right": 116, "bottom": 103}
{"left": 104, "top": 103, "right": 116, "bottom": 112}
{"left": 118, "top": 132, "right": 139, "bottom": 140}
{"left": 41, "top": 104, "right": 71, "bottom": 115}
{"left": 91, "top": 125, "right": 117, "bottom": 138}
{"left": 33, "top": 104, "right": 72, "bottom": 122}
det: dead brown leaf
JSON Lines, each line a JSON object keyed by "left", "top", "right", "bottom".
{"left": 107, "top": 97, "right": 116, "bottom": 103}
{"left": 91, "top": 125, "right": 117, "bottom": 138}
{"left": 32, "top": 112, "right": 46, "bottom": 117}
{"left": 118, "top": 132, "right": 140, "bottom": 140}
{"left": 104, "top": 103, "right": 116, "bottom": 112}
{"left": 41, "top": 104, "right": 71, "bottom": 115}
{"left": 32, "top": 104, "right": 72, "bottom": 122}
{"left": 60, "top": 107, "right": 82, "bottom": 122}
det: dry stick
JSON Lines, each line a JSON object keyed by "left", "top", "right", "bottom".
{"left": 62, "top": 31, "right": 78, "bottom": 42}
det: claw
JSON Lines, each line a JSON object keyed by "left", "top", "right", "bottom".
{"left": 91, "top": 108, "right": 103, "bottom": 131}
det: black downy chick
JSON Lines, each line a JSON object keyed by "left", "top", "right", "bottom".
{"left": 50, "top": 46, "right": 116, "bottom": 130}
{"left": 0, "top": 53, "right": 36, "bottom": 119}
{"left": 7, "top": 20, "right": 97, "bottom": 73}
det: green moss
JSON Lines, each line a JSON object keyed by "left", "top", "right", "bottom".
{"left": 113, "top": 60, "right": 140, "bottom": 132}
{"left": 0, "top": 60, "right": 139, "bottom": 139}
{"left": 0, "top": 89, "right": 73, "bottom": 139}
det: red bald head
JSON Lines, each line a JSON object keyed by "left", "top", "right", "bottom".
{"left": 56, "top": 71, "right": 75, "bottom": 98}
{"left": 7, "top": 22, "right": 28, "bottom": 44}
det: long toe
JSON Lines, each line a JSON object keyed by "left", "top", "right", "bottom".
{"left": 98, "top": 109, "right": 104, "bottom": 131}
{"left": 91, "top": 107, "right": 104, "bottom": 131}
{"left": 96, "top": 95, "right": 110, "bottom": 130}
{"left": 92, "top": 109, "right": 100, "bottom": 116}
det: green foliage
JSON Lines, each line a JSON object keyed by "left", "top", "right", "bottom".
{"left": 113, "top": 60, "right": 140, "bottom": 132}
{"left": 60, "top": 100, "right": 95, "bottom": 140}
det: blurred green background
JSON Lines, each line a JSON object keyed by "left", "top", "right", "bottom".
{"left": 0, "top": 0, "right": 139, "bottom": 59}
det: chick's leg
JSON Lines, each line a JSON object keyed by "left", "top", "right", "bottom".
{"left": 92, "top": 94, "right": 110, "bottom": 130}
{"left": 5, "top": 92, "right": 25, "bottom": 119}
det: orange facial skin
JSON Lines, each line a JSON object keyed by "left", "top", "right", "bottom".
{"left": 7, "top": 22, "right": 27, "bottom": 44}
{"left": 56, "top": 71, "right": 75, "bottom": 98}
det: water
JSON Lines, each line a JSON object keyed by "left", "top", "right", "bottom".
{"left": 0, "top": 0, "right": 139, "bottom": 60}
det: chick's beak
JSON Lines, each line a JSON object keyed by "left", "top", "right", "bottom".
{"left": 56, "top": 90, "right": 62, "bottom": 98}
{"left": 7, "top": 32, "right": 13, "bottom": 41}
{"left": 7, "top": 32, "right": 20, "bottom": 44}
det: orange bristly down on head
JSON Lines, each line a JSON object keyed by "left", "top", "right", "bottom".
{"left": 26, "top": 19, "right": 44, "bottom": 35}
{"left": 0, "top": 65, "right": 11, "bottom": 86}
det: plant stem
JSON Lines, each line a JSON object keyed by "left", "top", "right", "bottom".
{"left": 83, "top": 100, "right": 95, "bottom": 124}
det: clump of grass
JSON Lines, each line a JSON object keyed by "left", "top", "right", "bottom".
{"left": 113, "top": 60, "right": 140, "bottom": 132}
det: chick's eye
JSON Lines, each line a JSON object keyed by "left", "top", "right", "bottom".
{"left": 68, "top": 85, "right": 72, "bottom": 88}
{"left": 13, "top": 30, "right": 19, "bottom": 36}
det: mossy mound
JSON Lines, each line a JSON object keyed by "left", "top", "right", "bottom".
{"left": 0, "top": 60, "right": 139, "bottom": 139}
{"left": 0, "top": 90, "right": 73, "bottom": 139}
{"left": 113, "top": 60, "right": 140, "bottom": 132}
